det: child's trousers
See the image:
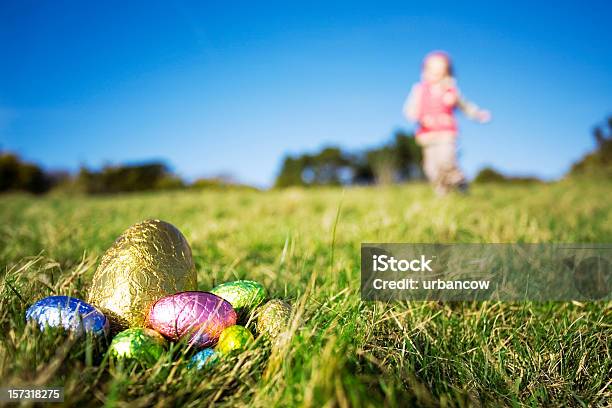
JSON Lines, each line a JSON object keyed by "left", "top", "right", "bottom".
{"left": 417, "top": 131, "right": 465, "bottom": 195}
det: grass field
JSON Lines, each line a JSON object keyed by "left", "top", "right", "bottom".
{"left": 0, "top": 181, "right": 610, "bottom": 407}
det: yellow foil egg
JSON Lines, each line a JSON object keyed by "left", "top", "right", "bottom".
{"left": 87, "top": 219, "right": 197, "bottom": 329}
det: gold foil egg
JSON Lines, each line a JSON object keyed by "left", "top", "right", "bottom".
{"left": 255, "top": 299, "right": 291, "bottom": 340}
{"left": 87, "top": 219, "right": 197, "bottom": 329}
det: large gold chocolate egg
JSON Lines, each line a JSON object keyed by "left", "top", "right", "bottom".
{"left": 87, "top": 220, "right": 197, "bottom": 329}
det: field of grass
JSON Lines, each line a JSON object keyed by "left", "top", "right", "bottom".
{"left": 0, "top": 180, "right": 610, "bottom": 407}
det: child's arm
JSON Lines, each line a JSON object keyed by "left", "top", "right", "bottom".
{"left": 457, "top": 94, "right": 491, "bottom": 123}
{"left": 403, "top": 84, "right": 421, "bottom": 122}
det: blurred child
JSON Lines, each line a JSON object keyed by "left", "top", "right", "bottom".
{"left": 404, "top": 51, "right": 490, "bottom": 195}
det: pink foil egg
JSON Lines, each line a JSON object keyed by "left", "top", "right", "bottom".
{"left": 146, "top": 291, "right": 237, "bottom": 348}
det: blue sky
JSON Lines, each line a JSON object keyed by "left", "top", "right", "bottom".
{"left": 1, "top": 1, "right": 611, "bottom": 186}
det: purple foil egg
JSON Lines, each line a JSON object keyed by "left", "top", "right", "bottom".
{"left": 146, "top": 291, "right": 237, "bottom": 348}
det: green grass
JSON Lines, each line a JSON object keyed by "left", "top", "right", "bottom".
{"left": 0, "top": 180, "right": 610, "bottom": 407}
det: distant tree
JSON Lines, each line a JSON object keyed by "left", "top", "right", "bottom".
{"left": 155, "top": 175, "right": 185, "bottom": 190}
{"left": 364, "top": 131, "right": 423, "bottom": 184}
{"left": 275, "top": 147, "right": 351, "bottom": 187}
{"left": 274, "top": 130, "right": 423, "bottom": 187}
{"left": 75, "top": 162, "right": 177, "bottom": 194}
{"left": 474, "top": 166, "right": 541, "bottom": 184}
{"left": 46, "top": 170, "right": 71, "bottom": 187}
{"left": 0, "top": 152, "right": 52, "bottom": 194}
{"left": 366, "top": 146, "right": 398, "bottom": 185}
{"left": 18, "top": 162, "right": 48, "bottom": 193}
{"left": 307, "top": 147, "right": 350, "bottom": 185}
{"left": 191, "top": 176, "right": 257, "bottom": 191}
{"left": 474, "top": 167, "right": 507, "bottom": 183}
{"left": 191, "top": 178, "right": 229, "bottom": 189}
{"left": 348, "top": 153, "right": 374, "bottom": 185}
{"left": 569, "top": 116, "right": 612, "bottom": 178}
{"left": 0, "top": 153, "right": 21, "bottom": 191}
{"left": 275, "top": 156, "right": 309, "bottom": 187}
{"left": 394, "top": 131, "right": 423, "bottom": 180}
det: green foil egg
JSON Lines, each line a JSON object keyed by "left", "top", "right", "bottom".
{"left": 108, "top": 328, "right": 166, "bottom": 365}
{"left": 215, "top": 325, "right": 254, "bottom": 355}
{"left": 256, "top": 299, "right": 291, "bottom": 340}
{"left": 209, "top": 280, "right": 266, "bottom": 315}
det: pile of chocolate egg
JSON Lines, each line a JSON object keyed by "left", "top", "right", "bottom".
{"left": 25, "top": 220, "right": 292, "bottom": 369}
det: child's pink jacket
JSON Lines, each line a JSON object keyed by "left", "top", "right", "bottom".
{"left": 404, "top": 78, "right": 481, "bottom": 138}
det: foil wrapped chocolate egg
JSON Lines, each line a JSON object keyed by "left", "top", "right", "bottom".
{"left": 215, "top": 325, "right": 254, "bottom": 355}
{"left": 255, "top": 299, "right": 291, "bottom": 340}
{"left": 87, "top": 219, "right": 197, "bottom": 328}
{"left": 108, "top": 328, "right": 166, "bottom": 365}
{"left": 209, "top": 280, "right": 266, "bottom": 315}
{"left": 25, "top": 296, "right": 109, "bottom": 337}
{"left": 188, "top": 348, "right": 219, "bottom": 370}
{"left": 146, "top": 291, "right": 237, "bottom": 348}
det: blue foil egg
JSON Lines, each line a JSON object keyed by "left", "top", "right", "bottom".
{"left": 188, "top": 348, "right": 219, "bottom": 370}
{"left": 25, "top": 296, "right": 109, "bottom": 337}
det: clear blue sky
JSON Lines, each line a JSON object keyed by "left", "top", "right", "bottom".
{"left": 1, "top": 1, "right": 611, "bottom": 186}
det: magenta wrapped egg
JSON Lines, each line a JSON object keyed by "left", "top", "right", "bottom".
{"left": 146, "top": 291, "right": 236, "bottom": 348}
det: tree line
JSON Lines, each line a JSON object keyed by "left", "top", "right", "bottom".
{"left": 1, "top": 117, "right": 610, "bottom": 194}
{"left": 0, "top": 154, "right": 252, "bottom": 195}
{"left": 275, "top": 130, "right": 423, "bottom": 187}
{"left": 275, "top": 118, "right": 612, "bottom": 187}
{"left": 569, "top": 116, "right": 612, "bottom": 178}
{"left": 0, "top": 152, "right": 54, "bottom": 194}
